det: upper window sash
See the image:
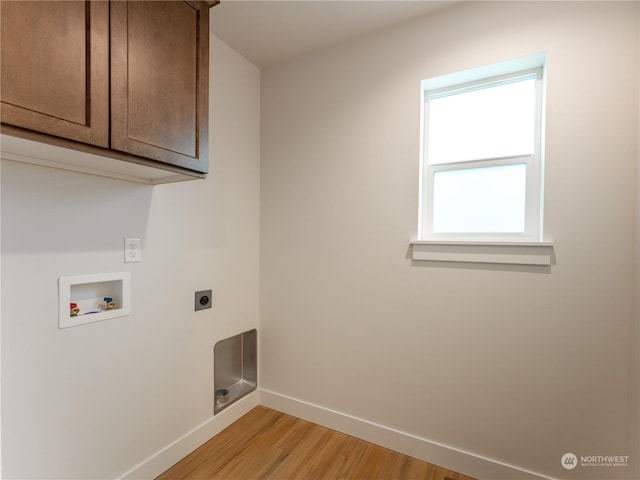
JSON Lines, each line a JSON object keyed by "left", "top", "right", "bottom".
{"left": 424, "top": 69, "right": 542, "bottom": 166}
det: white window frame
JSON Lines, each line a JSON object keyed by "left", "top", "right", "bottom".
{"left": 419, "top": 62, "right": 545, "bottom": 244}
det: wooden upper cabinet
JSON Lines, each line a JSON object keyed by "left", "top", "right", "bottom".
{"left": 0, "top": 0, "right": 211, "bottom": 177}
{"left": 110, "top": 1, "right": 209, "bottom": 173}
{"left": 0, "top": 1, "right": 109, "bottom": 147}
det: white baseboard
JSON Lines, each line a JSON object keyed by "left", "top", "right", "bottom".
{"left": 117, "top": 391, "right": 259, "bottom": 480}
{"left": 259, "top": 388, "right": 557, "bottom": 480}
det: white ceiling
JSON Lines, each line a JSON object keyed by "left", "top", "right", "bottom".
{"left": 210, "top": 0, "right": 454, "bottom": 68}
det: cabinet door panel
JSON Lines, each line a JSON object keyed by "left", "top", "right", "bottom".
{"left": 0, "top": 1, "right": 109, "bottom": 147}
{"left": 111, "top": 1, "right": 209, "bottom": 174}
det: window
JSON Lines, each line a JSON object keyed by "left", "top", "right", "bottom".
{"left": 419, "top": 57, "right": 545, "bottom": 243}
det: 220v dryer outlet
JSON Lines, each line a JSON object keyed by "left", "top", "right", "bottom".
{"left": 195, "top": 290, "right": 212, "bottom": 311}
{"left": 124, "top": 238, "right": 141, "bottom": 263}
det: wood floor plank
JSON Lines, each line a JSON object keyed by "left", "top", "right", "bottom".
{"left": 295, "top": 430, "right": 365, "bottom": 480}
{"left": 156, "top": 406, "right": 478, "bottom": 480}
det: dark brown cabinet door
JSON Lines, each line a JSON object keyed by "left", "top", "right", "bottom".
{"left": 0, "top": 1, "right": 109, "bottom": 147}
{"left": 110, "top": 1, "right": 209, "bottom": 174}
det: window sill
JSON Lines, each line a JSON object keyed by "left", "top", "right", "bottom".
{"left": 410, "top": 240, "right": 554, "bottom": 266}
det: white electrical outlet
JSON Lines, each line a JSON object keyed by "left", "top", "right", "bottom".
{"left": 124, "top": 238, "right": 141, "bottom": 263}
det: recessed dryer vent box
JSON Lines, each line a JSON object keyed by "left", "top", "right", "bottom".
{"left": 214, "top": 328, "right": 257, "bottom": 414}
{"left": 59, "top": 272, "right": 130, "bottom": 328}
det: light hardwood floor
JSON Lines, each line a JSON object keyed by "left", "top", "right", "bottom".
{"left": 156, "top": 406, "right": 478, "bottom": 480}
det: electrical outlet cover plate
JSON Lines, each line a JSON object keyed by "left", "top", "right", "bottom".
{"left": 195, "top": 290, "right": 212, "bottom": 311}
{"left": 124, "top": 238, "right": 141, "bottom": 263}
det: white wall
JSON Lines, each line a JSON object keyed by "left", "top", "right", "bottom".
{"left": 261, "top": 2, "right": 639, "bottom": 480}
{"left": 0, "top": 34, "right": 260, "bottom": 479}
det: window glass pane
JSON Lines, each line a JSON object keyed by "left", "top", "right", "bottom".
{"left": 427, "top": 78, "right": 536, "bottom": 164}
{"left": 432, "top": 164, "right": 526, "bottom": 233}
